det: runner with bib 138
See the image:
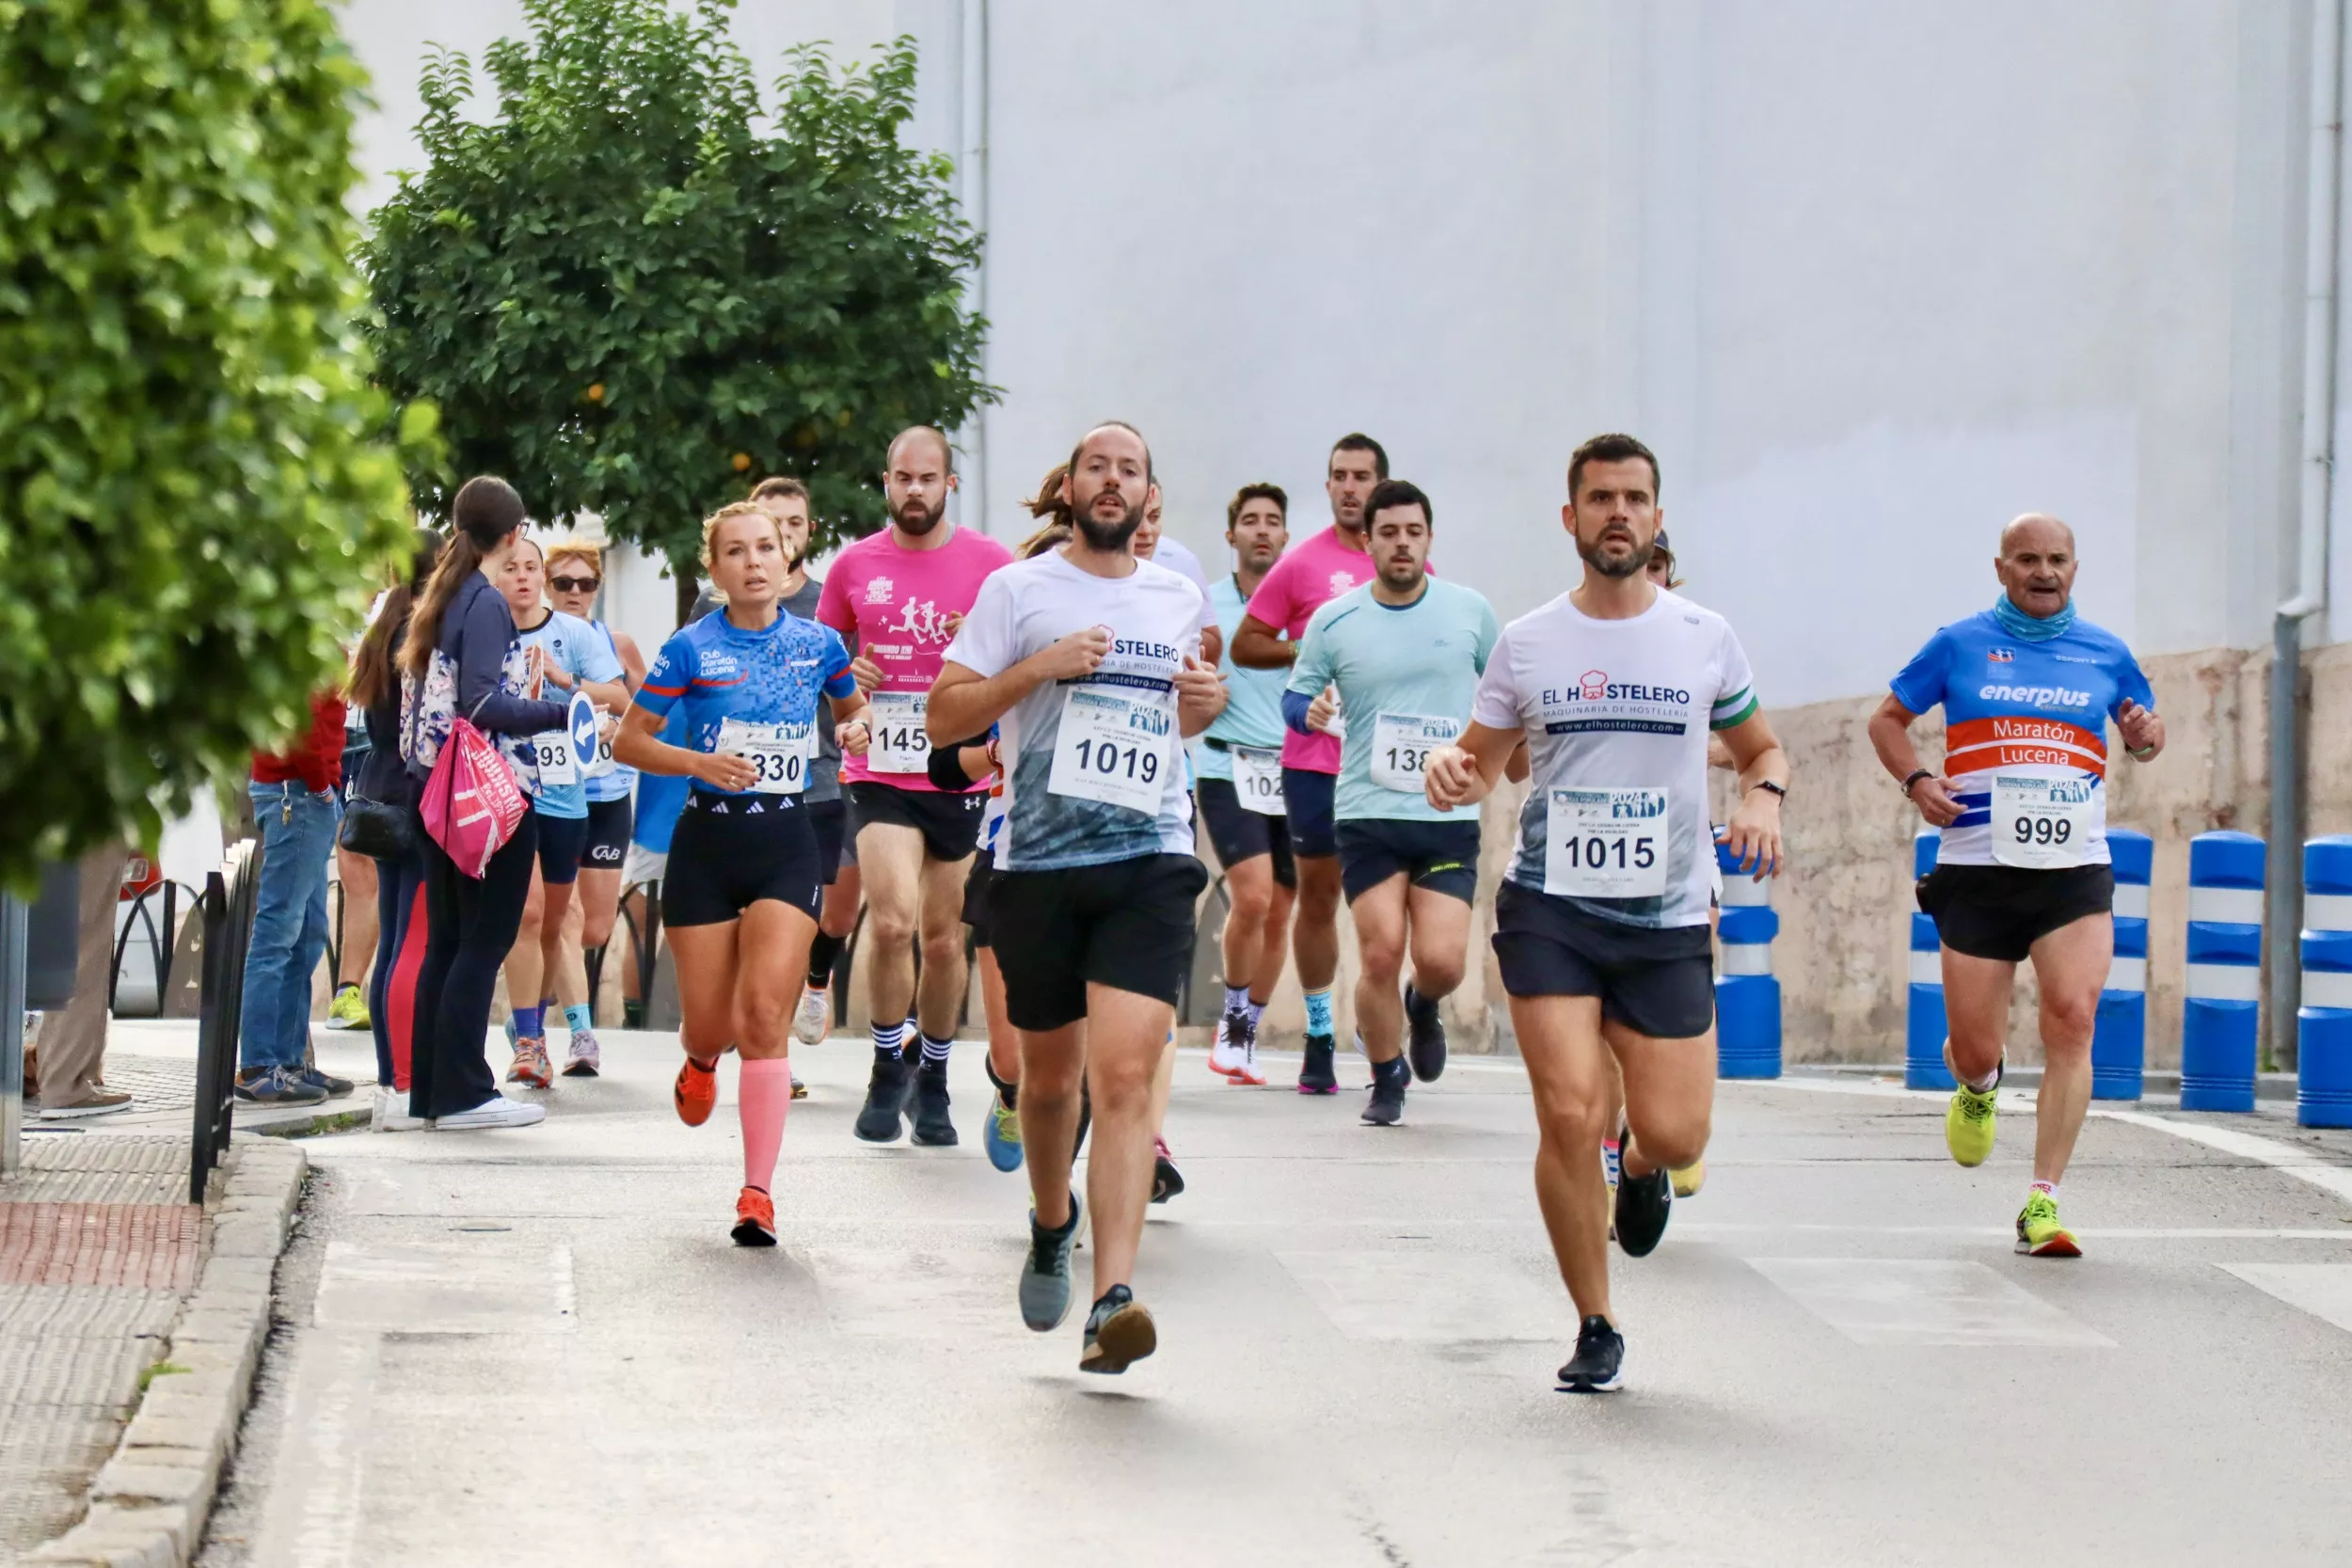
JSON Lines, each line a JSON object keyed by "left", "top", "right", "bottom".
{"left": 1868, "top": 513, "right": 2163, "bottom": 1259}
{"left": 1422, "top": 433, "right": 1788, "bottom": 1393}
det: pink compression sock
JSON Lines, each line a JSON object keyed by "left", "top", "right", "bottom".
{"left": 739, "top": 1058, "right": 794, "bottom": 1194}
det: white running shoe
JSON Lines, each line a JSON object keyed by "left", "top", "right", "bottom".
{"left": 1229, "top": 1023, "right": 1267, "bottom": 1087}
{"left": 793, "top": 986, "right": 831, "bottom": 1046}
{"left": 373, "top": 1087, "right": 430, "bottom": 1132}
{"left": 1209, "top": 1008, "right": 1248, "bottom": 1077}
{"left": 562, "top": 1029, "right": 601, "bottom": 1077}
{"left": 435, "top": 1095, "right": 548, "bottom": 1131}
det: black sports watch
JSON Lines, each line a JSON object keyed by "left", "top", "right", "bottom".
{"left": 1749, "top": 780, "right": 1788, "bottom": 800}
{"left": 1900, "top": 768, "right": 1933, "bottom": 799}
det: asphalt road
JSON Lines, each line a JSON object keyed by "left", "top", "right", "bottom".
{"left": 195, "top": 1027, "right": 2352, "bottom": 1568}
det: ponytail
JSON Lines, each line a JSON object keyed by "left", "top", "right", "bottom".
{"left": 399, "top": 476, "right": 526, "bottom": 678}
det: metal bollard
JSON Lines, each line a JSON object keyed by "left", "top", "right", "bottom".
{"left": 2091, "top": 829, "right": 2153, "bottom": 1101}
{"left": 2180, "top": 830, "right": 2265, "bottom": 1113}
{"left": 1715, "top": 836, "right": 1779, "bottom": 1078}
{"left": 2296, "top": 835, "right": 2352, "bottom": 1128}
{"left": 1905, "top": 828, "right": 1954, "bottom": 1090}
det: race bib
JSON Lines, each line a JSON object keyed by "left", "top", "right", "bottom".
{"left": 1372, "top": 713, "right": 1460, "bottom": 793}
{"left": 868, "top": 691, "right": 928, "bottom": 774}
{"left": 719, "top": 718, "right": 813, "bottom": 795}
{"left": 1544, "top": 786, "right": 1669, "bottom": 899}
{"left": 1048, "top": 688, "right": 1172, "bottom": 815}
{"left": 1232, "top": 746, "right": 1286, "bottom": 816}
{"left": 1991, "top": 773, "right": 2096, "bottom": 869}
{"left": 582, "top": 723, "right": 618, "bottom": 780}
{"left": 529, "top": 729, "right": 578, "bottom": 787}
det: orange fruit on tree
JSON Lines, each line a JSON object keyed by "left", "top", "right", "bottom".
{"left": 586, "top": 382, "right": 605, "bottom": 404}
{"left": 731, "top": 451, "right": 753, "bottom": 472}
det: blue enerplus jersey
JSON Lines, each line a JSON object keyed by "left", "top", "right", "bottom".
{"left": 633, "top": 609, "right": 855, "bottom": 800}
{"left": 1888, "top": 609, "right": 2154, "bottom": 866}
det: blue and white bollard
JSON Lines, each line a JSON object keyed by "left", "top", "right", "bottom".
{"left": 1905, "top": 828, "right": 1953, "bottom": 1090}
{"left": 2091, "top": 829, "right": 2153, "bottom": 1101}
{"left": 1716, "top": 837, "right": 1780, "bottom": 1078}
{"left": 2180, "top": 830, "right": 2265, "bottom": 1113}
{"left": 2297, "top": 835, "right": 2352, "bottom": 1128}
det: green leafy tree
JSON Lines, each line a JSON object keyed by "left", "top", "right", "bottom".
{"left": 362, "top": 0, "right": 993, "bottom": 615}
{"left": 0, "top": 0, "right": 418, "bottom": 885}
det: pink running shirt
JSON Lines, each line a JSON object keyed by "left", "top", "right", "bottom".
{"left": 1243, "top": 525, "right": 1377, "bottom": 772}
{"left": 817, "top": 523, "right": 1014, "bottom": 790}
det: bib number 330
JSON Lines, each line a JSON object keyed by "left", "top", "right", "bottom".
{"left": 1049, "top": 689, "right": 1170, "bottom": 814}
{"left": 1544, "top": 786, "right": 1669, "bottom": 899}
{"left": 719, "top": 718, "right": 813, "bottom": 795}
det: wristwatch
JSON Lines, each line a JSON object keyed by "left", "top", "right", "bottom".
{"left": 1900, "top": 768, "right": 1933, "bottom": 799}
{"left": 1749, "top": 780, "right": 1788, "bottom": 800}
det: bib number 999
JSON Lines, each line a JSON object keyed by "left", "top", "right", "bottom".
{"left": 2013, "top": 816, "right": 2071, "bottom": 848}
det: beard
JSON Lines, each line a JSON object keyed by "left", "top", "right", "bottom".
{"left": 1577, "top": 530, "right": 1650, "bottom": 579}
{"left": 1076, "top": 510, "right": 1142, "bottom": 552}
{"left": 891, "top": 496, "right": 941, "bottom": 536}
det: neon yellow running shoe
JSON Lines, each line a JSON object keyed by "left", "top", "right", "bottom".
{"left": 2014, "top": 1191, "right": 2081, "bottom": 1257}
{"left": 1942, "top": 1044, "right": 2000, "bottom": 1167}
{"left": 326, "top": 983, "right": 370, "bottom": 1031}
{"left": 1670, "top": 1159, "right": 1706, "bottom": 1198}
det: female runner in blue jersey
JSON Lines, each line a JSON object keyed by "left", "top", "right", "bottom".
{"left": 613, "top": 501, "right": 869, "bottom": 1245}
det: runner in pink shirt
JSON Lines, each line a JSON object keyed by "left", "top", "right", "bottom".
{"left": 816, "top": 426, "right": 1014, "bottom": 1148}
{"left": 1231, "top": 432, "right": 1389, "bottom": 1094}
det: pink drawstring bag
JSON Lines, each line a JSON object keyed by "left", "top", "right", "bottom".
{"left": 421, "top": 717, "right": 526, "bottom": 878}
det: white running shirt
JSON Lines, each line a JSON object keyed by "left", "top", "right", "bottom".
{"left": 1470, "top": 588, "right": 1759, "bottom": 929}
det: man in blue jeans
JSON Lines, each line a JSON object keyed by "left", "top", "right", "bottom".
{"left": 238, "top": 690, "right": 359, "bottom": 1106}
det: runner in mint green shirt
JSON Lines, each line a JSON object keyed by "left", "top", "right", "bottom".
{"left": 1284, "top": 481, "right": 1499, "bottom": 1125}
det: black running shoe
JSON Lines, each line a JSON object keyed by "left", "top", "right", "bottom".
{"left": 1080, "top": 1284, "right": 1157, "bottom": 1374}
{"left": 1556, "top": 1315, "right": 1625, "bottom": 1392}
{"left": 911, "top": 1060, "right": 958, "bottom": 1147}
{"left": 1405, "top": 985, "right": 1448, "bottom": 1083}
{"left": 1613, "top": 1163, "right": 1674, "bottom": 1258}
{"left": 853, "top": 1052, "right": 909, "bottom": 1143}
{"left": 1361, "top": 1060, "right": 1407, "bottom": 1126}
{"left": 1151, "top": 1137, "right": 1184, "bottom": 1204}
{"left": 1297, "top": 1033, "right": 1339, "bottom": 1095}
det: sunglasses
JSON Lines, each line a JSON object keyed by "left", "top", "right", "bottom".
{"left": 548, "top": 575, "right": 600, "bottom": 594}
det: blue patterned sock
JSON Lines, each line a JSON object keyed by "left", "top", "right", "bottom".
{"left": 564, "top": 1004, "right": 593, "bottom": 1037}
{"left": 512, "top": 1004, "right": 544, "bottom": 1041}
{"left": 1303, "top": 988, "right": 1335, "bottom": 1039}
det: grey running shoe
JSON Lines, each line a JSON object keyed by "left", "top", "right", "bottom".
{"left": 1020, "top": 1196, "right": 1084, "bottom": 1332}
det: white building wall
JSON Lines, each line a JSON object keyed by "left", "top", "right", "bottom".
{"left": 340, "top": 0, "right": 2336, "bottom": 701}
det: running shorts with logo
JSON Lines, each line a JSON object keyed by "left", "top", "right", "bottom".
{"left": 630, "top": 607, "right": 855, "bottom": 926}
{"left": 943, "top": 550, "right": 1210, "bottom": 1031}
{"left": 1471, "top": 587, "right": 1761, "bottom": 1039}
{"left": 1288, "top": 578, "right": 1499, "bottom": 908}
{"left": 1890, "top": 608, "right": 2153, "bottom": 963}
{"left": 1196, "top": 776, "right": 1295, "bottom": 888}
{"left": 583, "top": 798, "right": 630, "bottom": 871}
{"left": 850, "top": 780, "right": 987, "bottom": 863}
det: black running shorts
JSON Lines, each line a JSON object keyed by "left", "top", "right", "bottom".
{"left": 1196, "top": 777, "right": 1296, "bottom": 889}
{"left": 805, "top": 798, "right": 849, "bottom": 886}
{"left": 660, "top": 793, "right": 823, "bottom": 928}
{"left": 1336, "top": 818, "right": 1481, "bottom": 905}
{"left": 991, "top": 853, "right": 1209, "bottom": 1031}
{"left": 962, "top": 857, "right": 1001, "bottom": 949}
{"left": 582, "top": 797, "right": 631, "bottom": 872}
{"left": 1916, "top": 862, "right": 2114, "bottom": 965}
{"left": 532, "top": 809, "right": 591, "bottom": 887}
{"left": 1282, "top": 767, "right": 1339, "bottom": 859}
{"left": 850, "top": 780, "right": 986, "bottom": 863}
{"left": 1491, "top": 880, "right": 1715, "bottom": 1040}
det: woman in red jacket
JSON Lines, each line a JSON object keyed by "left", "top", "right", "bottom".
{"left": 237, "top": 690, "right": 359, "bottom": 1106}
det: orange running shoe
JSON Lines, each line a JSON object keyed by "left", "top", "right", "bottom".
{"left": 731, "top": 1185, "right": 777, "bottom": 1247}
{"left": 674, "top": 1053, "right": 720, "bottom": 1127}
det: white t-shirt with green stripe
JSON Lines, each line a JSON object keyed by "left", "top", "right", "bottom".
{"left": 1470, "top": 588, "right": 1759, "bottom": 929}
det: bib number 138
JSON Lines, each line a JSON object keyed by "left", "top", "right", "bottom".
{"left": 1544, "top": 786, "right": 1669, "bottom": 899}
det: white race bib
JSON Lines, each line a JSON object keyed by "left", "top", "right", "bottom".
{"left": 529, "top": 730, "right": 578, "bottom": 787}
{"left": 1371, "top": 713, "right": 1460, "bottom": 793}
{"left": 1232, "top": 746, "right": 1286, "bottom": 816}
{"left": 1991, "top": 773, "right": 2096, "bottom": 869}
{"left": 868, "top": 691, "right": 929, "bottom": 774}
{"left": 582, "top": 723, "right": 618, "bottom": 780}
{"left": 1049, "top": 688, "right": 1172, "bottom": 815}
{"left": 719, "top": 718, "right": 813, "bottom": 795}
{"left": 1544, "top": 786, "right": 1669, "bottom": 899}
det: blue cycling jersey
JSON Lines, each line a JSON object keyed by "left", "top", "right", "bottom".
{"left": 634, "top": 609, "right": 856, "bottom": 800}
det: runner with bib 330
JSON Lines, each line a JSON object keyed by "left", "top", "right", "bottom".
{"left": 1284, "top": 479, "right": 1497, "bottom": 1126}
{"left": 1868, "top": 512, "right": 2164, "bottom": 1260}
{"left": 1422, "top": 433, "right": 1788, "bottom": 1394}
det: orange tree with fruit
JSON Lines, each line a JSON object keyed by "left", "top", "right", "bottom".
{"left": 360, "top": 0, "right": 992, "bottom": 617}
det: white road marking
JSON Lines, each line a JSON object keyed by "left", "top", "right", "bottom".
{"left": 2217, "top": 1263, "right": 2352, "bottom": 1335}
{"left": 1277, "top": 1250, "right": 1568, "bottom": 1341}
{"left": 314, "top": 1239, "right": 578, "bottom": 1333}
{"left": 1747, "top": 1258, "right": 2114, "bottom": 1347}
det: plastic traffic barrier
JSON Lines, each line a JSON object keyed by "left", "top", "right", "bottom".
{"left": 2296, "top": 835, "right": 2352, "bottom": 1128}
{"left": 2091, "top": 829, "right": 2153, "bottom": 1101}
{"left": 1904, "top": 829, "right": 1954, "bottom": 1090}
{"left": 2180, "top": 830, "right": 2264, "bottom": 1113}
{"left": 1715, "top": 836, "right": 1780, "bottom": 1078}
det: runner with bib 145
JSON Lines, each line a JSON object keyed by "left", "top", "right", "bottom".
{"left": 1867, "top": 512, "right": 2163, "bottom": 1260}
{"left": 1422, "top": 433, "right": 1789, "bottom": 1394}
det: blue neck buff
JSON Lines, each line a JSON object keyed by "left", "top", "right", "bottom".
{"left": 1992, "top": 594, "right": 2074, "bottom": 642}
